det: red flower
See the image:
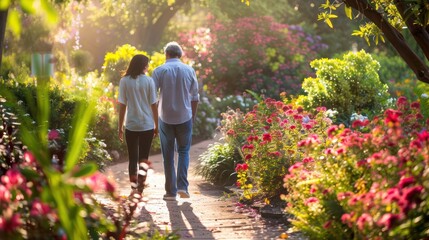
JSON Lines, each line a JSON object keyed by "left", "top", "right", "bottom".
{"left": 235, "top": 163, "right": 249, "bottom": 172}
{"left": 262, "top": 133, "right": 272, "bottom": 142}
{"left": 410, "top": 101, "right": 420, "bottom": 109}
{"left": 323, "top": 220, "right": 332, "bottom": 229}
{"left": 0, "top": 214, "right": 21, "bottom": 232}
{"left": 418, "top": 130, "right": 429, "bottom": 142}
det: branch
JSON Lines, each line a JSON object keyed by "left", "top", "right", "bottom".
{"left": 343, "top": 0, "right": 429, "bottom": 84}
{"left": 394, "top": 0, "right": 429, "bottom": 61}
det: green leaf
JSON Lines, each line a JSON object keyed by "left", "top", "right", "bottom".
{"left": 345, "top": 5, "right": 352, "bottom": 19}
{"left": 20, "top": 0, "right": 36, "bottom": 13}
{"left": 7, "top": 10, "right": 21, "bottom": 37}
{"left": 64, "top": 100, "right": 96, "bottom": 172}
{"left": 0, "top": 0, "right": 10, "bottom": 10}
{"left": 40, "top": 0, "right": 58, "bottom": 24}
{"left": 20, "top": 167, "right": 41, "bottom": 180}
{"left": 71, "top": 163, "right": 98, "bottom": 178}
{"left": 325, "top": 18, "right": 334, "bottom": 28}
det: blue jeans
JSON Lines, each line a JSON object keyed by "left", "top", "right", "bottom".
{"left": 159, "top": 119, "right": 193, "bottom": 196}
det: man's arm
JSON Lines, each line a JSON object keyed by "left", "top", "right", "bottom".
{"left": 191, "top": 100, "right": 198, "bottom": 123}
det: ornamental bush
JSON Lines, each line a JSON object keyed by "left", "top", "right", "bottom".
{"left": 219, "top": 92, "right": 332, "bottom": 200}
{"left": 283, "top": 97, "right": 429, "bottom": 239}
{"left": 297, "top": 50, "right": 391, "bottom": 125}
{"left": 179, "top": 16, "right": 326, "bottom": 98}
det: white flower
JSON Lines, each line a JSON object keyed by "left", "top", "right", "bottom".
{"left": 421, "top": 93, "right": 429, "bottom": 98}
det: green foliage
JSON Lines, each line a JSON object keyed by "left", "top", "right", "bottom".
{"left": 71, "top": 49, "right": 94, "bottom": 75}
{"left": 102, "top": 44, "right": 148, "bottom": 86}
{"left": 0, "top": 53, "right": 31, "bottom": 83}
{"left": 297, "top": 50, "right": 391, "bottom": 125}
{"left": 371, "top": 51, "right": 414, "bottom": 84}
{"left": 193, "top": 96, "right": 218, "bottom": 141}
{"left": 210, "top": 94, "right": 258, "bottom": 115}
{"left": 415, "top": 82, "right": 429, "bottom": 118}
{"left": 196, "top": 142, "right": 239, "bottom": 186}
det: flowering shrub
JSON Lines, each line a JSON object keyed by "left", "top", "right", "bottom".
{"left": 179, "top": 16, "right": 326, "bottom": 98}
{"left": 283, "top": 97, "right": 429, "bottom": 239}
{"left": 297, "top": 50, "right": 391, "bottom": 125}
{"left": 219, "top": 92, "right": 332, "bottom": 200}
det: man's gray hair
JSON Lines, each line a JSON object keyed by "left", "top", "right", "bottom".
{"left": 164, "top": 41, "right": 183, "bottom": 58}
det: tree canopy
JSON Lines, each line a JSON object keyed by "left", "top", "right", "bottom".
{"left": 315, "top": 0, "right": 429, "bottom": 83}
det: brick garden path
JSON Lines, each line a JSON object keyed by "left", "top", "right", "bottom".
{"left": 103, "top": 138, "right": 306, "bottom": 240}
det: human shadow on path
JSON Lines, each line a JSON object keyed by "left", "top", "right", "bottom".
{"left": 166, "top": 201, "right": 214, "bottom": 239}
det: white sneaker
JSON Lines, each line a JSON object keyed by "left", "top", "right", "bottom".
{"left": 178, "top": 190, "right": 190, "bottom": 198}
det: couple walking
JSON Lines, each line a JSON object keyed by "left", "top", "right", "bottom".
{"left": 117, "top": 42, "right": 199, "bottom": 201}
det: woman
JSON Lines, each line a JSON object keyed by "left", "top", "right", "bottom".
{"left": 118, "top": 54, "right": 158, "bottom": 198}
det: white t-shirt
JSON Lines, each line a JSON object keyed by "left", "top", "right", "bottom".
{"left": 118, "top": 74, "right": 157, "bottom": 131}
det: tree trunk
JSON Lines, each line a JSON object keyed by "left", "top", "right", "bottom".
{"left": 394, "top": 1, "right": 429, "bottom": 61}
{"left": 139, "top": 0, "right": 190, "bottom": 52}
{"left": 344, "top": 0, "right": 429, "bottom": 84}
{"left": 0, "top": 9, "right": 8, "bottom": 71}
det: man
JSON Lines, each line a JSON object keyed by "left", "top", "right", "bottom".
{"left": 152, "top": 41, "right": 199, "bottom": 201}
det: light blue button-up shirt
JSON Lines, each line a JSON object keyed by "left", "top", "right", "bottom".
{"left": 152, "top": 58, "right": 199, "bottom": 125}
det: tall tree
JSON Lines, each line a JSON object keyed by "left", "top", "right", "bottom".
{"left": 86, "top": 0, "right": 192, "bottom": 52}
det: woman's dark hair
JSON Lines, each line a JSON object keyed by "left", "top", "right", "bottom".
{"left": 123, "top": 54, "right": 149, "bottom": 79}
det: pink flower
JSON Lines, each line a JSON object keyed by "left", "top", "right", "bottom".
{"left": 30, "top": 199, "right": 52, "bottom": 216}
{"left": 304, "top": 197, "right": 319, "bottom": 206}
{"left": 288, "top": 162, "right": 303, "bottom": 173}
{"left": 398, "top": 176, "right": 415, "bottom": 189}
{"left": 337, "top": 192, "right": 353, "bottom": 201}
{"left": 23, "top": 151, "right": 36, "bottom": 165}
{"left": 377, "top": 213, "right": 402, "bottom": 230}
{"left": 341, "top": 213, "right": 351, "bottom": 224}
{"left": 356, "top": 213, "right": 373, "bottom": 231}
{"left": 1, "top": 168, "right": 25, "bottom": 189}
{"left": 48, "top": 129, "right": 61, "bottom": 140}
{"left": 0, "top": 185, "right": 11, "bottom": 203}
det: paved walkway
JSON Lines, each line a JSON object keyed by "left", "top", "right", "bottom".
{"left": 103, "top": 138, "right": 304, "bottom": 240}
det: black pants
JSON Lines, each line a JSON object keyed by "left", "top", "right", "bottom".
{"left": 125, "top": 129, "right": 154, "bottom": 178}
